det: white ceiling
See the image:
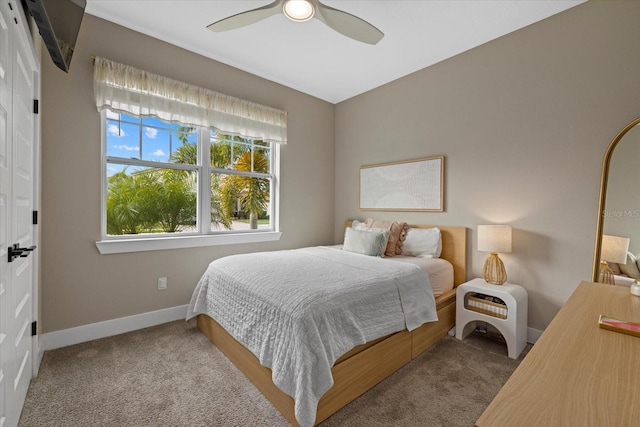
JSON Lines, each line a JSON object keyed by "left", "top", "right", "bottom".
{"left": 85, "top": 0, "right": 585, "bottom": 104}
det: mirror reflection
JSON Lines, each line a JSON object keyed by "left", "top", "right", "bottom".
{"left": 594, "top": 118, "right": 640, "bottom": 284}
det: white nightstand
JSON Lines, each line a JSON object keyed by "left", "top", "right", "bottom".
{"left": 456, "top": 278, "right": 528, "bottom": 359}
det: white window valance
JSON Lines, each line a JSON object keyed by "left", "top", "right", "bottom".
{"left": 93, "top": 56, "right": 287, "bottom": 144}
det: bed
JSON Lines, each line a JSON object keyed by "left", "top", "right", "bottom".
{"left": 187, "top": 222, "right": 467, "bottom": 426}
{"left": 605, "top": 249, "right": 640, "bottom": 286}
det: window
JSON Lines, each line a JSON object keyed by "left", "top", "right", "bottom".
{"left": 100, "top": 111, "right": 279, "bottom": 252}
{"left": 208, "top": 132, "right": 273, "bottom": 232}
{"left": 93, "top": 57, "right": 286, "bottom": 254}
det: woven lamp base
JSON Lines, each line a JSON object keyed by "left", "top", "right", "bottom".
{"left": 483, "top": 252, "right": 507, "bottom": 285}
{"left": 599, "top": 261, "right": 616, "bottom": 286}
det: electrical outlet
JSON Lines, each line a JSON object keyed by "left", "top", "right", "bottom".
{"left": 157, "top": 277, "right": 167, "bottom": 290}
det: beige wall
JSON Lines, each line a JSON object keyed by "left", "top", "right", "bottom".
{"left": 40, "top": 15, "right": 335, "bottom": 333}
{"left": 41, "top": 2, "right": 640, "bottom": 335}
{"left": 334, "top": 1, "right": 640, "bottom": 331}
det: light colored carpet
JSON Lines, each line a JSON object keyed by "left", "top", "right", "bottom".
{"left": 19, "top": 320, "right": 530, "bottom": 427}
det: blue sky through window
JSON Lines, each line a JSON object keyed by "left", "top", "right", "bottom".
{"left": 106, "top": 111, "right": 197, "bottom": 177}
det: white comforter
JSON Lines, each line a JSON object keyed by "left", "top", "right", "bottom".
{"left": 186, "top": 246, "right": 437, "bottom": 427}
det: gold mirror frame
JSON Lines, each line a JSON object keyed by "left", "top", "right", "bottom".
{"left": 592, "top": 116, "right": 640, "bottom": 282}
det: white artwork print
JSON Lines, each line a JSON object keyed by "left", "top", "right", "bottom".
{"left": 360, "top": 157, "right": 443, "bottom": 211}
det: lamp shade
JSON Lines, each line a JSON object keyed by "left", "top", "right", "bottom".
{"left": 601, "top": 234, "right": 629, "bottom": 264}
{"left": 478, "top": 225, "right": 512, "bottom": 253}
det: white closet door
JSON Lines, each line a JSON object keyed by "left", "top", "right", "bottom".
{"left": 0, "top": 3, "right": 14, "bottom": 426}
{"left": 10, "top": 13, "right": 36, "bottom": 426}
{"left": 0, "top": 1, "right": 38, "bottom": 426}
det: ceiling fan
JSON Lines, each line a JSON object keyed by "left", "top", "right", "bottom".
{"left": 207, "top": 0, "right": 384, "bottom": 45}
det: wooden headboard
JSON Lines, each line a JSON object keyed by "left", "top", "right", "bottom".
{"left": 344, "top": 221, "right": 467, "bottom": 286}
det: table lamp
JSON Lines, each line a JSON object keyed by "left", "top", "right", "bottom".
{"left": 599, "top": 234, "right": 629, "bottom": 286}
{"left": 478, "top": 225, "right": 512, "bottom": 285}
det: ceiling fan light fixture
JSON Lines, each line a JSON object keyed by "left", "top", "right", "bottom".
{"left": 283, "top": 0, "right": 315, "bottom": 22}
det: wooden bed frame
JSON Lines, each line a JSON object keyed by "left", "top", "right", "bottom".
{"left": 196, "top": 223, "right": 467, "bottom": 426}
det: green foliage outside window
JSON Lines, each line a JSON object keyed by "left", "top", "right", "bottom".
{"left": 106, "top": 167, "right": 197, "bottom": 235}
{"left": 106, "top": 127, "right": 271, "bottom": 235}
{"left": 218, "top": 150, "right": 270, "bottom": 230}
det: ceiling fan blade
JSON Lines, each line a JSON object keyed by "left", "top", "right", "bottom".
{"left": 207, "top": 0, "right": 283, "bottom": 32}
{"left": 314, "top": 1, "right": 384, "bottom": 45}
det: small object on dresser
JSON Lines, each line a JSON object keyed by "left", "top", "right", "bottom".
{"left": 631, "top": 281, "right": 640, "bottom": 297}
{"left": 598, "top": 315, "right": 640, "bottom": 338}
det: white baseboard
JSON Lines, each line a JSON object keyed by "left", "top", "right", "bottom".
{"left": 33, "top": 335, "right": 44, "bottom": 375}
{"left": 527, "top": 327, "right": 543, "bottom": 344}
{"left": 39, "top": 305, "right": 544, "bottom": 352}
{"left": 41, "top": 305, "right": 189, "bottom": 351}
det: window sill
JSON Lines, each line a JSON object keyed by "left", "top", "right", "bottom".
{"left": 95, "top": 231, "right": 282, "bottom": 254}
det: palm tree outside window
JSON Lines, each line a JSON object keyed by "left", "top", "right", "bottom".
{"left": 104, "top": 111, "right": 275, "bottom": 236}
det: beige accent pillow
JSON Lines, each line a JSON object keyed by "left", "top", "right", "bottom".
{"left": 363, "top": 218, "right": 408, "bottom": 257}
{"left": 608, "top": 261, "right": 621, "bottom": 275}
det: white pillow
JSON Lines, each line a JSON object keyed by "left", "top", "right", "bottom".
{"left": 401, "top": 227, "right": 442, "bottom": 258}
{"left": 343, "top": 227, "right": 390, "bottom": 257}
{"left": 619, "top": 251, "right": 640, "bottom": 279}
{"left": 351, "top": 220, "right": 368, "bottom": 231}
{"left": 350, "top": 220, "right": 390, "bottom": 254}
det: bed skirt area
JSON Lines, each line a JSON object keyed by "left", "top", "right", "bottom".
{"left": 196, "top": 287, "right": 457, "bottom": 426}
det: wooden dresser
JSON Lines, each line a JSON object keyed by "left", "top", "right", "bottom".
{"left": 476, "top": 281, "right": 640, "bottom": 426}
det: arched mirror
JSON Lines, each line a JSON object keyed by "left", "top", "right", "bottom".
{"left": 593, "top": 116, "right": 640, "bottom": 283}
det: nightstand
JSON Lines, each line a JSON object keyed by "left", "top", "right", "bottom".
{"left": 455, "top": 278, "right": 528, "bottom": 359}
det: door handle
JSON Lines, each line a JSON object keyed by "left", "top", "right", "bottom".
{"left": 7, "top": 244, "right": 36, "bottom": 263}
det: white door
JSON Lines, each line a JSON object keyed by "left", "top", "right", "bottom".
{"left": 0, "top": 1, "right": 38, "bottom": 426}
{"left": 0, "top": 1, "right": 12, "bottom": 425}
{"left": 10, "top": 9, "right": 36, "bottom": 423}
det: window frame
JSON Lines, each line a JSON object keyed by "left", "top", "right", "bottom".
{"left": 96, "top": 110, "right": 281, "bottom": 254}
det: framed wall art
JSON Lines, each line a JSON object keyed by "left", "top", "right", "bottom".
{"left": 359, "top": 156, "right": 443, "bottom": 211}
